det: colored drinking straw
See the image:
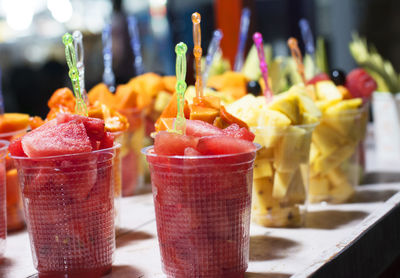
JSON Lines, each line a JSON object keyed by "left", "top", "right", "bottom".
{"left": 127, "top": 15, "right": 144, "bottom": 75}
{"left": 234, "top": 7, "right": 251, "bottom": 72}
{"left": 202, "top": 29, "right": 223, "bottom": 89}
{"left": 287, "top": 37, "right": 306, "bottom": 84}
{"left": 252, "top": 32, "right": 273, "bottom": 101}
{"left": 102, "top": 23, "right": 116, "bottom": 92}
{"left": 173, "top": 42, "right": 188, "bottom": 135}
{"left": 192, "top": 12, "right": 203, "bottom": 99}
{"left": 72, "top": 31, "right": 88, "bottom": 105}
{"left": 63, "top": 33, "right": 88, "bottom": 116}
{"left": 299, "top": 18, "right": 319, "bottom": 74}
{"left": 0, "top": 67, "right": 4, "bottom": 114}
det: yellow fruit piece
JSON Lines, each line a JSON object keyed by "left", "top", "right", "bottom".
{"left": 315, "top": 80, "right": 343, "bottom": 101}
{"left": 311, "top": 144, "right": 356, "bottom": 175}
{"left": 225, "top": 94, "right": 260, "bottom": 126}
{"left": 337, "top": 85, "right": 352, "bottom": 99}
{"left": 154, "top": 91, "right": 172, "bottom": 113}
{"left": 258, "top": 109, "right": 291, "bottom": 127}
{"left": 293, "top": 85, "right": 321, "bottom": 118}
{"left": 316, "top": 99, "right": 341, "bottom": 112}
{"left": 253, "top": 158, "right": 273, "bottom": 179}
{"left": 272, "top": 171, "right": 294, "bottom": 199}
{"left": 252, "top": 177, "right": 279, "bottom": 212}
{"left": 327, "top": 168, "right": 355, "bottom": 203}
{"left": 256, "top": 147, "right": 274, "bottom": 160}
{"left": 308, "top": 175, "right": 330, "bottom": 203}
{"left": 267, "top": 92, "right": 300, "bottom": 124}
{"left": 256, "top": 109, "right": 291, "bottom": 148}
{"left": 312, "top": 123, "right": 345, "bottom": 156}
{"left": 283, "top": 168, "right": 306, "bottom": 205}
{"left": 309, "top": 144, "right": 320, "bottom": 164}
{"left": 274, "top": 126, "right": 311, "bottom": 172}
{"left": 252, "top": 205, "right": 302, "bottom": 228}
{"left": 325, "top": 98, "right": 362, "bottom": 115}
{"left": 301, "top": 112, "right": 319, "bottom": 125}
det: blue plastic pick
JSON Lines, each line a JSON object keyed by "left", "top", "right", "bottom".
{"left": 102, "top": 23, "right": 116, "bottom": 92}
{"left": 233, "top": 7, "right": 251, "bottom": 72}
{"left": 127, "top": 15, "right": 144, "bottom": 75}
{"left": 202, "top": 29, "right": 223, "bottom": 89}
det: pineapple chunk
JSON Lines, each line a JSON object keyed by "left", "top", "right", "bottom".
{"left": 315, "top": 80, "right": 343, "bottom": 101}
{"left": 253, "top": 158, "right": 273, "bottom": 178}
{"left": 274, "top": 126, "right": 311, "bottom": 172}
{"left": 256, "top": 146, "right": 274, "bottom": 160}
{"left": 308, "top": 175, "right": 330, "bottom": 202}
{"left": 309, "top": 143, "right": 321, "bottom": 164}
{"left": 252, "top": 177, "right": 279, "bottom": 212}
{"left": 267, "top": 92, "right": 300, "bottom": 124}
{"left": 311, "top": 144, "right": 356, "bottom": 175}
{"left": 252, "top": 205, "right": 302, "bottom": 227}
{"left": 312, "top": 123, "right": 345, "bottom": 156}
{"left": 154, "top": 91, "right": 172, "bottom": 113}
{"left": 301, "top": 112, "right": 319, "bottom": 125}
{"left": 316, "top": 99, "right": 341, "bottom": 112}
{"left": 327, "top": 168, "right": 355, "bottom": 203}
{"left": 258, "top": 109, "right": 291, "bottom": 127}
{"left": 225, "top": 94, "right": 260, "bottom": 126}
{"left": 296, "top": 88, "right": 322, "bottom": 118}
{"left": 272, "top": 171, "right": 294, "bottom": 199}
{"left": 325, "top": 98, "right": 362, "bottom": 114}
{"left": 283, "top": 168, "right": 306, "bottom": 204}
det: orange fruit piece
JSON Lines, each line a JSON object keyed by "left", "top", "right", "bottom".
{"left": 189, "top": 105, "right": 220, "bottom": 124}
{"left": 162, "top": 76, "right": 177, "bottom": 93}
{"left": 88, "top": 83, "right": 116, "bottom": 108}
{"left": 0, "top": 113, "right": 29, "bottom": 133}
{"left": 220, "top": 105, "right": 249, "bottom": 129}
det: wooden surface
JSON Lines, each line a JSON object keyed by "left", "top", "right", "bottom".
{"left": 2, "top": 182, "right": 400, "bottom": 278}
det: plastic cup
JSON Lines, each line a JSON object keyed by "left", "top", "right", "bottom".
{"left": 117, "top": 108, "right": 145, "bottom": 196}
{"left": 251, "top": 123, "right": 317, "bottom": 227}
{"left": 309, "top": 104, "right": 368, "bottom": 203}
{"left": 0, "top": 140, "right": 10, "bottom": 258}
{"left": 143, "top": 146, "right": 258, "bottom": 278}
{"left": 12, "top": 146, "right": 118, "bottom": 277}
{"left": 0, "top": 128, "right": 27, "bottom": 232}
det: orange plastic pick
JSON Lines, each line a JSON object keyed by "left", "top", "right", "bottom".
{"left": 192, "top": 12, "right": 203, "bottom": 99}
{"left": 287, "top": 37, "right": 306, "bottom": 84}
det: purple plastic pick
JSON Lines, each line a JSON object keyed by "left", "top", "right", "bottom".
{"left": 252, "top": 32, "right": 273, "bottom": 101}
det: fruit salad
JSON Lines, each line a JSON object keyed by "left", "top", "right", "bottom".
{"left": 143, "top": 119, "right": 257, "bottom": 278}
{"left": 227, "top": 84, "right": 320, "bottom": 227}
{"left": 9, "top": 113, "right": 117, "bottom": 277}
{"left": 0, "top": 113, "right": 30, "bottom": 231}
{"left": 306, "top": 68, "right": 375, "bottom": 203}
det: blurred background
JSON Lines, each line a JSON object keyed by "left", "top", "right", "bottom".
{"left": 0, "top": 0, "right": 398, "bottom": 118}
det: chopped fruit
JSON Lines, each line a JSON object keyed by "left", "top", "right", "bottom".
{"left": 9, "top": 137, "right": 26, "bottom": 157}
{"left": 219, "top": 105, "right": 249, "bottom": 129}
{"left": 185, "top": 120, "right": 224, "bottom": 137}
{"left": 88, "top": 83, "right": 116, "bottom": 108}
{"left": 154, "top": 131, "right": 198, "bottom": 156}
{"left": 222, "top": 124, "right": 255, "bottom": 141}
{"left": 21, "top": 120, "right": 93, "bottom": 157}
{"left": 337, "top": 85, "right": 353, "bottom": 99}
{"left": 196, "top": 136, "right": 256, "bottom": 155}
{"left": 345, "top": 68, "right": 377, "bottom": 99}
{"left": 268, "top": 92, "right": 300, "bottom": 124}
{"left": 184, "top": 147, "right": 201, "bottom": 156}
{"left": 189, "top": 105, "right": 220, "bottom": 124}
{"left": 115, "top": 84, "right": 138, "bottom": 109}
{"left": 99, "top": 132, "right": 114, "bottom": 149}
{"left": 29, "top": 116, "right": 45, "bottom": 130}
{"left": 56, "top": 113, "right": 105, "bottom": 141}
{"left": 315, "top": 80, "right": 343, "bottom": 101}
{"left": 162, "top": 76, "right": 177, "bottom": 93}
{"left": 0, "top": 113, "right": 30, "bottom": 133}
{"left": 306, "top": 73, "right": 330, "bottom": 85}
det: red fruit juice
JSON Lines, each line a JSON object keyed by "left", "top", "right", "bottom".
{"left": 12, "top": 147, "right": 117, "bottom": 277}
{"left": 144, "top": 146, "right": 257, "bottom": 278}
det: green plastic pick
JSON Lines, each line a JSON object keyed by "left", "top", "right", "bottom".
{"left": 62, "top": 33, "right": 88, "bottom": 116}
{"left": 173, "top": 42, "right": 188, "bottom": 135}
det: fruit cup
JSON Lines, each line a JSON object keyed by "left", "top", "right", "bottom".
{"left": 309, "top": 104, "right": 368, "bottom": 203}
{"left": 0, "top": 140, "right": 10, "bottom": 257}
{"left": 116, "top": 107, "right": 145, "bottom": 196}
{"left": 1, "top": 128, "right": 28, "bottom": 232}
{"left": 143, "top": 145, "right": 258, "bottom": 278}
{"left": 12, "top": 146, "right": 117, "bottom": 277}
{"left": 251, "top": 123, "right": 317, "bottom": 227}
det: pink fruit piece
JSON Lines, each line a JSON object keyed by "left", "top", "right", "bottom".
{"left": 99, "top": 132, "right": 114, "bottom": 150}
{"left": 185, "top": 120, "right": 224, "bottom": 137}
{"left": 306, "top": 73, "right": 330, "bottom": 85}
{"left": 222, "top": 124, "right": 255, "bottom": 141}
{"left": 21, "top": 120, "right": 93, "bottom": 157}
{"left": 346, "top": 68, "right": 377, "bottom": 99}
{"left": 57, "top": 113, "right": 105, "bottom": 141}
{"left": 197, "top": 136, "right": 256, "bottom": 155}
{"left": 9, "top": 137, "right": 27, "bottom": 157}
{"left": 184, "top": 147, "right": 201, "bottom": 156}
{"left": 154, "top": 131, "right": 198, "bottom": 156}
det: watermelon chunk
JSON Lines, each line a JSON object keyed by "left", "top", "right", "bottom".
{"left": 197, "top": 136, "right": 256, "bottom": 155}
{"left": 154, "top": 131, "right": 198, "bottom": 156}
{"left": 346, "top": 68, "right": 377, "bottom": 100}
{"left": 99, "top": 132, "right": 114, "bottom": 150}
{"left": 9, "top": 137, "right": 27, "bottom": 157}
{"left": 222, "top": 124, "right": 255, "bottom": 141}
{"left": 21, "top": 120, "right": 92, "bottom": 157}
{"left": 185, "top": 120, "right": 224, "bottom": 137}
{"left": 184, "top": 147, "right": 201, "bottom": 156}
{"left": 57, "top": 113, "right": 105, "bottom": 141}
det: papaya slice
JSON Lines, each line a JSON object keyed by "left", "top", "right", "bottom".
{"left": 88, "top": 83, "right": 116, "bottom": 108}
{"left": 0, "top": 113, "right": 29, "bottom": 133}
{"left": 162, "top": 76, "right": 177, "bottom": 93}
{"left": 220, "top": 105, "right": 248, "bottom": 129}
{"left": 189, "top": 105, "right": 219, "bottom": 124}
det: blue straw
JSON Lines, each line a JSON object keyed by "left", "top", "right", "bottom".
{"left": 233, "top": 7, "right": 251, "bottom": 72}
{"left": 203, "top": 29, "right": 223, "bottom": 89}
{"left": 299, "top": 18, "right": 315, "bottom": 55}
{"left": 127, "top": 15, "right": 144, "bottom": 75}
{"left": 102, "top": 23, "right": 116, "bottom": 92}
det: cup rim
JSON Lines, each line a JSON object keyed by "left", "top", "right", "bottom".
{"left": 251, "top": 122, "right": 319, "bottom": 130}
{"left": 142, "top": 143, "right": 261, "bottom": 160}
{"left": 11, "top": 143, "right": 121, "bottom": 161}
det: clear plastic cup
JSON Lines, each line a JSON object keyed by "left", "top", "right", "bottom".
{"left": 143, "top": 146, "right": 258, "bottom": 278}
{"left": 12, "top": 146, "right": 117, "bottom": 277}
{"left": 117, "top": 108, "right": 145, "bottom": 196}
{"left": 309, "top": 104, "right": 368, "bottom": 203}
{"left": 0, "top": 140, "right": 10, "bottom": 258}
{"left": 251, "top": 123, "right": 317, "bottom": 227}
{"left": 0, "top": 128, "right": 27, "bottom": 232}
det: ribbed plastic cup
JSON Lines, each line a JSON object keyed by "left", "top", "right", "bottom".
{"left": 309, "top": 104, "right": 368, "bottom": 203}
{"left": 12, "top": 146, "right": 117, "bottom": 277}
{"left": 117, "top": 108, "right": 145, "bottom": 196}
{"left": 143, "top": 146, "right": 258, "bottom": 278}
{"left": 251, "top": 123, "right": 317, "bottom": 227}
{"left": 0, "top": 140, "right": 10, "bottom": 258}
{"left": 0, "top": 128, "right": 27, "bottom": 232}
